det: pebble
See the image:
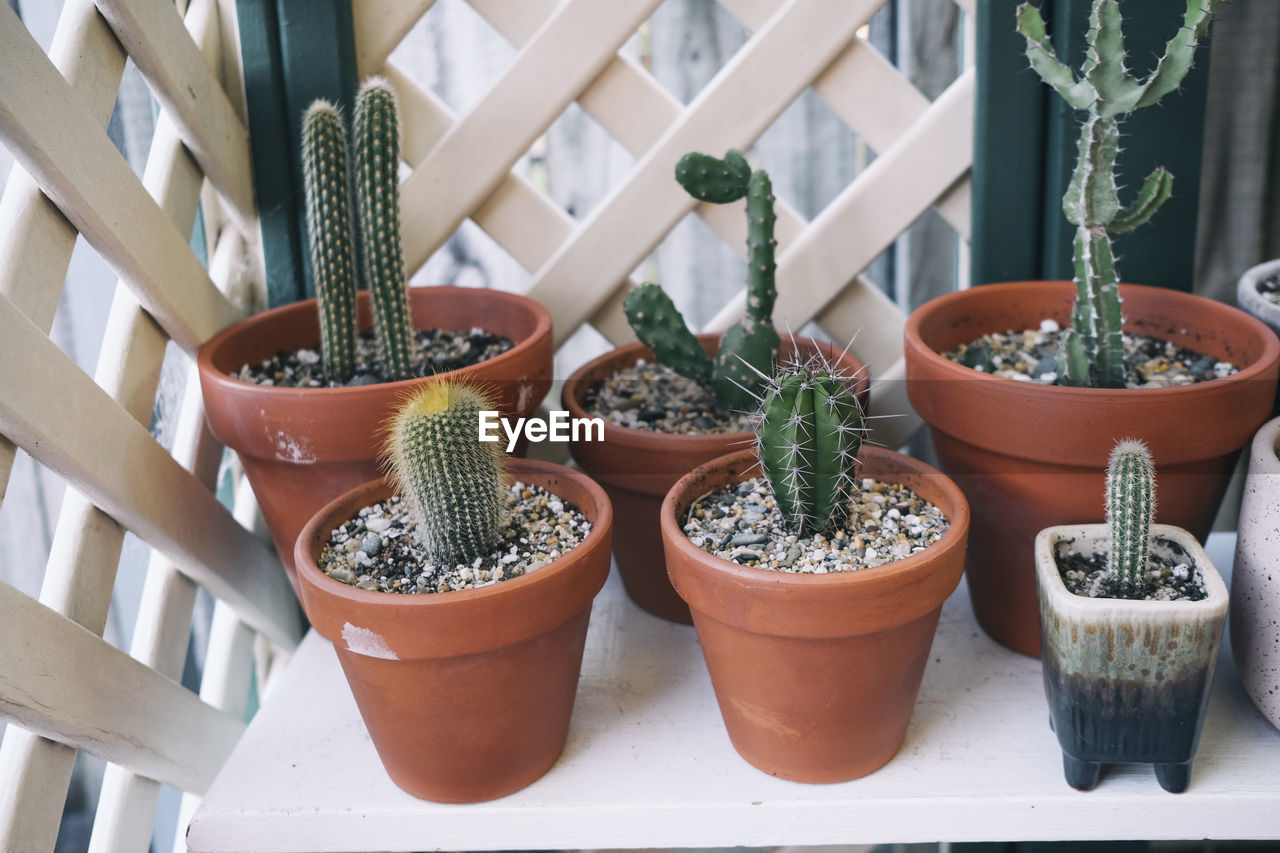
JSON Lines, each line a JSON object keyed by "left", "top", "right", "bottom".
{"left": 582, "top": 359, "right": 755, "bottom": 435}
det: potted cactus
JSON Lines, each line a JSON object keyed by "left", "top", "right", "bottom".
{"left": 293, "top": 380, "right": 612, "bottom": 803}
{"left": 660, "top": 356, "right": 968, "bottom": 782}
{"left": 1036, "top": 440, "right": 1228, "bottom": 793}
{"left": 903, "top": 0, "right": 1279, "bottom": 656}
{"left": 563, "top": 149, "right": 867, "bottom": 622}
{"left": 198, "top": 78, "right": 553, "bottom": 593}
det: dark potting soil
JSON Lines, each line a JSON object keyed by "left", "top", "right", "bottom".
{"left": 1259, "top": 272, "right": 1280, "bottom": 306}
{"left": 582, "top": 360, "right": 755, "bottom": 435}
{"left": 945, "top": 319, "right": 1235, "bottom": 388}
{"left": 234, "top": 327, "right": 513, "bottom": 388}
{"left": 1053, "top": 536, "right": 1207, "bottom": 602}
{"left": 318, "top": 482, "right": 590, "bottom": 594}
{"left": 682, "top": 476, "right": 948, "bottom": 573}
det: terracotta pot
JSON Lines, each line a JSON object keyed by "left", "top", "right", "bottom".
{"left": 199, "top": 286, "right": 553, "bottom": 595}
{"left": 904, "top": 281, "right": 1279, "bottom": 657}
{"left": 660, "top": 447, "right": 969, "bottom": 782}
{"left": 562, "top": 335, "right": 868, "bottom": 624}
{"left": 294, "top": 458, "right": 612, "bottom": 803}
{"left": 1036, "top": 524, "right": 1228, "bottom": 792}
{"left": 1231, "top": 415, "right": 1280, "bottom": 731}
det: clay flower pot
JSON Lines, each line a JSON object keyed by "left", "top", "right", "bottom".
{"left": 1231, "top": 415, "right": 1280, "bottom": 731}
{"left": 660, "top": 446, "right": 969, "bottom": 782}
{"left": 562, "top": 335, "right": 868, "bottom": 624}
{"left": 294, "top": 458, "right": 612, "bottom": 803}
{"left": 1035, "top": 523, "right": 1228, "bottom": 793}
{"left": 199, "top": 286, "right": 553, "bottom": 595}
{"left": 904, "top": 281, "right": 1279, "bottom": 657}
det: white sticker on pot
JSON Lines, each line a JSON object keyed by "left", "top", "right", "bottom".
{"left": 342, "top": 623, "right": 398, "bottom": 660}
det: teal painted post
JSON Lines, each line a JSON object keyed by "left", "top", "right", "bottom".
{"left": 235, "top": 0, "right": 358, "bottom": 307}
{"left": 973, "top": 0, "right": 1215, "bottom": 293}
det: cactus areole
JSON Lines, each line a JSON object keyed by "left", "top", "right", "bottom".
{"left": 623, "top": 149, "right": 781, "bottom": 412}
{"left": 1015, "top": 0, "right": 1220, "bottom": 388}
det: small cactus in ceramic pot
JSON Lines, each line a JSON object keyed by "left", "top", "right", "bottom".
{"left": 623, "top": 149, "right": 781, "bottom": 411}
{"left": 755, "top": 355, "right": 866, "bottom": 536}
{"left": 1015, "top": 0, "right": 1221, "bottom": 387}
{"left": 301, "top": 77, "right": 420, "bottom": 382}
{"left": 385, "top": 380, "right": 507, "bottom": 566}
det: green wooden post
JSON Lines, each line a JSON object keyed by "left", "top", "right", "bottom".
{"left": 235, "top": 0, "right": 357, "bottom": 307}
{"left": 973, "top": 0, "right": 1214, "bottom": 293}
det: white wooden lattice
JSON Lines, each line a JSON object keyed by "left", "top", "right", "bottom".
{"left": 0, "top": 0, "right": 973, "bottom": 849}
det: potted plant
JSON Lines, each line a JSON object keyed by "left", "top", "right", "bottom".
{"left": 563, "top": 149, "right": 868, "bottom": 623}
{"left": 199, "top": 78, "right": 552, "bottom": 593}
{"left": 293, "top": 380, "right": 612, "bottom": 802}
{"left": 1230, "top": 415, "right": 1280, "bottom": 731}
{"left": 1237, "top": 258, "right": 1280, "bottom": 341}
{"left": 660, "top": 355, "right": 968, "bottom": 782}
{"left": 1036, "top": 439, "right": 1228, "bottom": 792}
{"left": 903, "top": 0, "right": 1279, "bottom": 656}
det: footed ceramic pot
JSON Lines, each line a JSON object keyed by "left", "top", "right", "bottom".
{"left": 200, "top": 286, "right": 553, "bottom": 595}
{"left": 1231, "top": 415, "right": 1280, "bottom": 731}
{"left": 661, "top": 447, "right": 969, "bottom": 782}
{"left": 295, "top": 459, "right": 612, "bottom": 803}
{"left": 563, "top": 335, "right": 868, "bottom": 624}
{"left": 906, "top": 281, "right": 1279, "bottom": 657}
{"left": 1036, "top": 524, "right": 1228, "bottom": 793}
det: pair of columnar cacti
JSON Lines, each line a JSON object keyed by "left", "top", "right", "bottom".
{"left": 303, "top": 79, "right": 417, "bottom": 383}
{"left": 1015, "top": 0, "right": 1220, "bottom": 388}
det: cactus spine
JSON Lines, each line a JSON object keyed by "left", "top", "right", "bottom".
{"left": 301, "top": 101, "right": 359, "bottom": 383}
{"left": 1015, "top": 0, "right": 1219, "bottom": 388}
{"left": 1105, "top": 438, "right": 1155, "bottom": 596}
{"left": 756, "top": 356, "right": 865, "bottom": 536}
{"left": 354, "top": 78, "right": 417, "bottom": 382}
{"left": 386, "top": 380, "right": 506, "bottom": 566}
{"left": 624, "top": 149, "right": 781, "bottom": 412}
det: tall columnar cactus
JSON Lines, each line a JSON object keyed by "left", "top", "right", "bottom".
{"left": 385, "top": 380, "right": 507, "bottom": 566}
{"left": 1105, "top": 438, "right": 1156, "bottom": 596}
{"left": 756, "top": 356, "right": 865, "bottom": 536}
{"left": 354, "top": 78, "right": 418, "bottom": 382}
{"left": 1015, "top": 0, "right": 1220, "bottom": 388}
{"left": 301, "top": 101, "right": 359, "bottom": 383}
{"left": 623, "top": 149, "right": 781, "bottom": 412}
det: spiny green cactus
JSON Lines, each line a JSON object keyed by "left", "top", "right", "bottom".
{"left": 624, "top": 149, "right": 781, "bottom": 412}
{"left": 1015, "top": 0, "right": 1219, "bottom": 388}
{"left": 354, "top": 78, "right": 417, "bottom": 382}
{"left": 385, "top": 380, "right": 506, "bottom": 566}
{"left": 756, "top": 355, "right": 865, "bottom": 536}
{"left": 1105, "top": 438, "right": 1155, "bottom": 596}
{"left": 301, "top": 101, "right": 359, "bottom": 383}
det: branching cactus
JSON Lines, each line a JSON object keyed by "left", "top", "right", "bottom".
{"left": 1015, "top": 0, "right": 1220, "bottom": 388}
{"left": 1105, "top": 438, "right": 1155, "bottom": 596}
{"left": 301, "top": 101, "right": 359, "bottom": 383}
{"left": 623, "top": 149, "right": 781, "bottom": 412}
{"left": 756, "top": 356, "right": 865, "bottom": 536}
{"left": 354, "top": 78, "right": 417, "bottom": 382}
{"left": 385, "top": 380, "right": 507, "bottom": 566}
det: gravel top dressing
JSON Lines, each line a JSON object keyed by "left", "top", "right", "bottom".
{"left": 683, "top": 476, "right": 948, "bottom": 573}
{"left": 945, "top": 319, "right": 1236, "bottom": 388}
{"left": 318, "top": 482, "right": 590, "bottom": 594}
{"left": 582, "top": 360, "right": 754, "bottom": 434}
{"left": 1259, "top": 273, "right": 1280, "bottom": 306}
{"left": 235, "top": 327, "right": 512, "bottom": 388}
{"left": 1054, "top": 536, "right": 1207, "bottom": 602}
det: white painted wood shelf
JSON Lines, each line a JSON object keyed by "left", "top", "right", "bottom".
{"left": 186, "top": 534, "right": 1280, "bottom": 852}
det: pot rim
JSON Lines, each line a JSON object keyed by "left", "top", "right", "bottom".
{"left": 1034, "top": 523, "right": 1229, "bottom": 620}
{"left": 295, "top": 457, "right": 611, "bottom": 611}
{"left": 905, "top": 280, "right": 1280, "bottom": 401}
{"left": 197, "top": 285, "right": 553, "bottom": 400}
{"left": 1237, "top": 258, "right": 1280, "bottom": 327}
{"left": 561, "top": 334, "right": 870, "bottom": 454}
{"left": 660, "top": 445, "right": 969, "bottom": 637}
{"left": 1251, "top": 415, "right": 1280, "bottom": 474}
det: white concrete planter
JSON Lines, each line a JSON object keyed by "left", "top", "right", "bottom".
{"left": 1232, "top": 415, "right": 1280, "bottom": 731}
{"left": 1237, "top": 258, "right": 1280, "bottom": 337}
{"left": 1035, "top": 524, "right": 1228, "bottom": 792}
